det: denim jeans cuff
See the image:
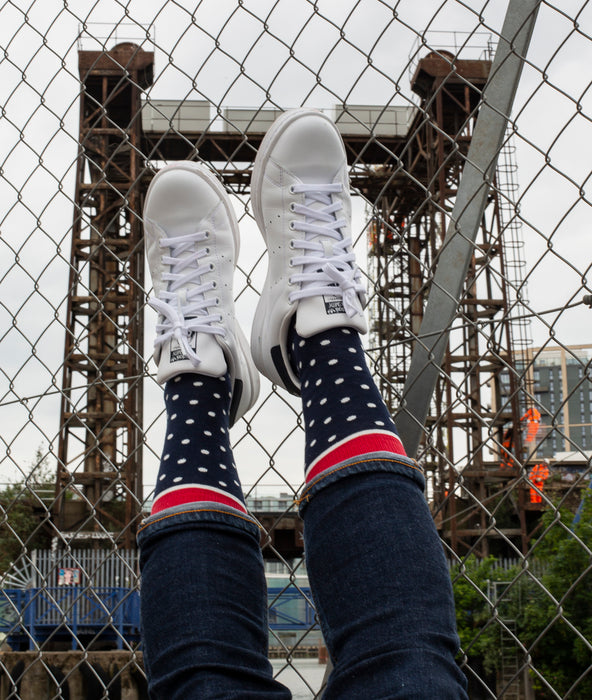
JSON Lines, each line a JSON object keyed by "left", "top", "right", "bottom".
{"left": 298, "top": 453, "right": 425, "bottom": 516}
{"left": 136, "top": 501, "right": 261, "bottom": 548}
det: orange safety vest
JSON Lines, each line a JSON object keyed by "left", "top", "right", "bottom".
{"left": 529, "top": 463, "right": 550, "bottom": 503}
{"left": 522, "top": 408, "right": 541, "bottom": 443}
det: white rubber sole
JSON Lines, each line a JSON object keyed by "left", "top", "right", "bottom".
{"left": 232, "top": 321, "right": 260, "bottom": 421}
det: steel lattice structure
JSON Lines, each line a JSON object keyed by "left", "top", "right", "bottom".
{"left": 2, "top": 1, "right": 592, "bottom": 697}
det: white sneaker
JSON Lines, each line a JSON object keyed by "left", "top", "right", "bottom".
{"left": 250, "top": 109, "right": 367, "bottom": 394}
{"left": 144, "top": 161, "right": 259, "bottom": 425}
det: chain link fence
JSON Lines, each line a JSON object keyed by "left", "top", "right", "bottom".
{"left": 1, "top": 0, "right": 591, "bottom": 697}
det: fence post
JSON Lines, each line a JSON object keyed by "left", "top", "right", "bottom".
{"left": 395, "top": 0, "right": 542, "bottom": 456}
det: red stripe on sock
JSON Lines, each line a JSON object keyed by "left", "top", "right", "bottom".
{"left": 151, "top": 486, "right": 248, "bottom": 515}
{"left": 305, "top": 432, "right": 406, "bottom": 484}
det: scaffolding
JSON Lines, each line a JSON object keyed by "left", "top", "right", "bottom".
{"left": 367, "top": 51, "right": 529, "bottom": 556}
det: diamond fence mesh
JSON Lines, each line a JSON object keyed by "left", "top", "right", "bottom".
{"left": 0, "top": 0, "right": 591, "bottom": 697}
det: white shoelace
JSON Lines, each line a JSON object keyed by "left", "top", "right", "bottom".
{"left": 288, "top": 182, "right": 364, "bottom": 316}
{"left": 148, "top": 220, "right": 223, "bottom": 367}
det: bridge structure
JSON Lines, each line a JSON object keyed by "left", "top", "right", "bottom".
{"left": 53, "top": 40, "right": 531, "bottom": 586}
{"left": 0, "top": 584, "right": 316, "bottom": 651}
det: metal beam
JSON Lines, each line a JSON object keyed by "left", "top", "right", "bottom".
{"left": 395, "top": 0, "right": 541, "bottom": 457}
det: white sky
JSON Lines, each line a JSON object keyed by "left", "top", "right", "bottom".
{"left": 0, "top": 0, "right": 591, "bottom": 499}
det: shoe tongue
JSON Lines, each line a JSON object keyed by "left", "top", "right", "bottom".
{"left": 302, "top": 194, "right": 341, "bottom": 249}
{"left": 295, "top": 294, "right": 367, "bottom": 337}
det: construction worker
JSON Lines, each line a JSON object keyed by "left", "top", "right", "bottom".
{"left": 522, "top": 407, "right": 541, "bottom": 444}
{"left": 529, "top": 460, "right": 550, "bottom": 504}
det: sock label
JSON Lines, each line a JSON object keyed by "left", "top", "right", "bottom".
{"left": 170, "top": 332, "right": 197, "bottom": 363}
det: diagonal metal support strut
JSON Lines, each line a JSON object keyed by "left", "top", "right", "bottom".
{"left": 394, "top": 0, "right": 542, "bottom": 457}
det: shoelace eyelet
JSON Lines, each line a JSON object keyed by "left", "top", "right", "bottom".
{"left": 289, "top": 221, "right": 296, "bottom": 230}
{"left": 289, "top": 185, "right": 296, "bottom": 194}
{"left": 209, "top": 263, "right": 215, "bottom": 271}
{"left": 289, "top": 202, "right": 296, "bottom": 212}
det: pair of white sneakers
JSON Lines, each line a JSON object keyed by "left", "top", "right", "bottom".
{"left": 144, "top": 109, "right": 368, "bottom": 426}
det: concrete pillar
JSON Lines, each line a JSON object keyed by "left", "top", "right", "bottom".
{"left": 18, "top": 658, "right": 47, "bottom": 699}
{"left": 120, "top": 665, "right": 139, "bottom": 700}
{"left": 63, "top": 656, "right": 83, "bottom": 699}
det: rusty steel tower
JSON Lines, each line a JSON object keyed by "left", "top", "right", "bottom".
{"left": 366, "top": 52, "right": 528, "bottom": 556}
{"left": 55, "top": 42, "right": 531, "bottom": 556}
{"left": 55, "top": 44, "right": 153, "bottom": 547}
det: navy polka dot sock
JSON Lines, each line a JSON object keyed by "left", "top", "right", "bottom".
{"left": 289, "top": 326, "right": 407, "bottom": 486}
{"left": 151, "top": 372, "right": 247, "bottom": 516}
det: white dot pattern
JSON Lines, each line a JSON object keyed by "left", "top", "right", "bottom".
{"left": 289, "top": 327, "right": 403, "bottom": 470}
{"left": 152, "top": 373, "right": 245, "bottom": 512}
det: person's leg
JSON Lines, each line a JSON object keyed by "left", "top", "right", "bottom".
{"left": 251, "top": 109, "right": 467, "bottom": 698}
{"left": 139, "top": 508, "right": 289, "bottom": 700}
{"left": 302, "top": 474, "right": 466, "bottom": 699}
{"left": 139, "top": 162, "right": 290, "bottom": 699}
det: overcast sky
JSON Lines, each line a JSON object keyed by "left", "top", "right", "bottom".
{"left": 1, "top": 0, "right": 591, "bottom": 500}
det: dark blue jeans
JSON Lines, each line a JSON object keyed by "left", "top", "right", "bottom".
{"left": 138, "top": 456, "right": 468, "bottom": 699}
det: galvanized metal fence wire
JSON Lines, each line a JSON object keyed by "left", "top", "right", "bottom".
{"left": 0, "top": 0, "right": 591, "bottom": 697}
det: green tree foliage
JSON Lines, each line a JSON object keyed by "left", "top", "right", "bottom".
{"left": 452, "top": 555, "right": 521, "bottom": 676}
{"left": 0, "top": 447, "right": 54, "bottom": 576}
{"left": 520, "top": 495, "right": 592, "bottom": 698}
{"left": 452, "top": 493, "right": 592, "bottom": 699}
